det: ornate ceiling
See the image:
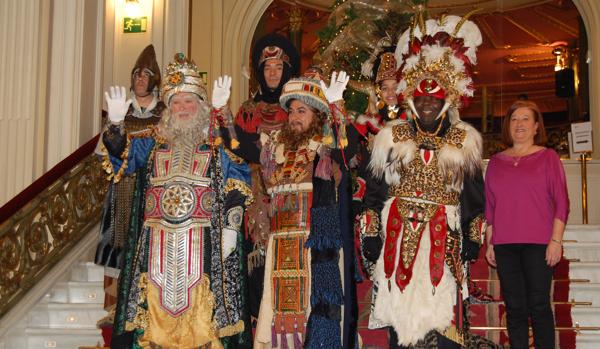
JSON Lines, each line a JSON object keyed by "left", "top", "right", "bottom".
{"left": 261, "top": 0, "right": 583, "bottom": 119}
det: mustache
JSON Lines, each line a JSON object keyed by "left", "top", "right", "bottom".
{"left": 158, "top": 107, "right": 210, "bottom": 144}
{"left": 172, "top": 111, "right": 192, "bottom": 118}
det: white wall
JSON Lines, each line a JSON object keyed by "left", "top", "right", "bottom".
{"left": 573, "top": 0, "right": 600, "bottom": 160}
{"left": 0, "top": 0, "right": 50, "bottom": 205}
{"left": 0, "top": 0, "right": 188, "bottom": 206}
{"left": 103, "top": 0, "right": 189, "bottom": 95}
{"left": 563, "top": 160, "right": 600, "bottom": 224}
{"left": 46, "top": 0, "right": 103, "bottom": 169}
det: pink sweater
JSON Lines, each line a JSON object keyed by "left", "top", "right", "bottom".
{"left": 485, "top": 148, "right": 569, "bottom": 245}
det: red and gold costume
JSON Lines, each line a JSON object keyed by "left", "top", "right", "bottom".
{"left": 223, "top": 69, "right": 358, "bottom": 349}
{"left": 104, "top": 54, "right": 253, "bottom": 349}
{"left": 358, "top": 13, "right": 493, "bottom": 348}
{"left": 234, "top": 34, "right": 301, "bottom": 325}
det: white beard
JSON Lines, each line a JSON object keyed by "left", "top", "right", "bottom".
{"left": 158, "top": 103, "right": 210, "bottom": 145}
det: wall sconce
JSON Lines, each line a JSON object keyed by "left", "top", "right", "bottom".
{"left": 125, "top": 0, "right": 143, "bottom": 18}
{"left": 552, "top": 46, "right": 575, "bottom": 98}
{"left": 553, "top": 46, "right": 567, "bottom": 72}
{"left": 124, "top": 0, "right": 147, "bottom": 33}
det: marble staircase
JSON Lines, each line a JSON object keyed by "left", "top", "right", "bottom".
{"left": 1, "top": 225, "right": 599, "bottom": 348}
{"left": 468, "top": 224, "right": 600, "bottom": 348}
{"left": 563, "top": 224, "right": 600, "bottom": 348}
{"left": 0, "top": 228, "right": 107, "bottom": 349}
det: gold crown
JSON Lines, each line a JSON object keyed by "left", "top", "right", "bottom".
{"left": 395, "top": 12, "right": 482, "bottom": 107}
{"left": 375, "top": 52, "right": 398, "bottom": 83}
{"left": 161, "top": 53, "right": 208, "bottom": 104}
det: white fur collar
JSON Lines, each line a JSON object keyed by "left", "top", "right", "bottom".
{"left": 130, "top": 92, "right": 159, "bottom": 119}
{"left": 369, "top": 121, "right": 482, "bottom": 186}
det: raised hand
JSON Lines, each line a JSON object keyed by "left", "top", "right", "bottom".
{"left": 104, "top": 86, "right": 132, "bottom": 124}
{"left": 319, "top": 71, "right": 350, "bottom": 103}
{"left": 212, "top": 75, "right": 232, "bottom": 109}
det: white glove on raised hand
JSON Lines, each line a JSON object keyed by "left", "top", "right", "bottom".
{"left": 319, "top": 71, "right": 350, "bottom": 103}
{"left": 212, "top": 75, "right": 232, "bottom": 109}
{"left": 104, "top": 86, "right": 132, "bottom": 124}
{"left": 222, "top": 228, "right": 238, "bottom": 259}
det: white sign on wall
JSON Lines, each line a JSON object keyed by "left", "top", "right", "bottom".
{"left": 571, "top": 121, "right": 593, "bottom": 153}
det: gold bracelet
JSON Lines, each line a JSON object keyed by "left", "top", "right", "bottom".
{"left": 550, "top": 238, "right": 562, "bottom": 246}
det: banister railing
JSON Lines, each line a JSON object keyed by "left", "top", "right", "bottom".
{"left": 0, "top": 135, "right": 107, "bottom": 318}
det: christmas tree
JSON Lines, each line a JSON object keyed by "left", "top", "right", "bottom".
{"left": 314, "top": 0, "right": 424, "bottom": 114}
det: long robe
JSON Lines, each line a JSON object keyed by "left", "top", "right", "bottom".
{"left": 362, "top": 118, "right": 487, "bottom": 347}
{"left": 103, "top": 127, "right": 252, "bottom": 349}
{"left": 223, "top": 122, "right": 360, "bottom": 349}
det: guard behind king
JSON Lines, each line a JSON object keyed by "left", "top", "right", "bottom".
{"left": 95, "top": 44, "right": 166, "bottom": 315}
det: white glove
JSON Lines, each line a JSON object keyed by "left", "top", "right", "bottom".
{"left": 319, "top": 71, "right": 350, "bottom": 103}
{"left": 212, "top": 75, "right": 232, "bottom": 109}
{"left": 104, "top": 86, "right": 132, "bottom": 124}
{"left": 222, "top": 228, "right": 238, "bottom": 259}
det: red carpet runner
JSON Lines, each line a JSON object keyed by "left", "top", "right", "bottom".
{"left": 358, "top": 248, "right": 576, "bottom": 348}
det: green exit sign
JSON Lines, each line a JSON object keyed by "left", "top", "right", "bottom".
{"left": 124, "top": 17, "right": 147, "bottom": 33}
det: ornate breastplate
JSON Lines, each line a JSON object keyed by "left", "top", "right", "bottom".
{"left": 262, "top": 134, "right": 319, "bottom": 188}
{"left": 144, "top": 143, "right": 214, "bottom": 225}
{"left": 269, "top": 148, "right": 315, "bottom": 186}
{"left": 262, "top": 138, "right": 317, "bottom": 234}
{"left": 143, "top": 142, "right": 213, "bottom": 316}
{"left": 389, "top": 123, "right": 466, "bottom": 207}
{"left": 122, "top": 101, "right": 165, "bottom": 133}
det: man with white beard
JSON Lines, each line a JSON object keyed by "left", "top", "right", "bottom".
{"left": 101, "top": 53, "right": 252, "bottom": 348}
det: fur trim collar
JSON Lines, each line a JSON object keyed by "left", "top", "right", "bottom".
{"left": 369, "top": 121, "right": 482, "bottom": 187}
{"left": 131, "top": 93, "right": 160, "bottom": 119}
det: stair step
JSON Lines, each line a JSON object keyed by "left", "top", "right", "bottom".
{"left": 577, "top": 331, "right": 600, "bottom": 349}
{"left": 469, "top": 302, "right": 594, "bottom": 328}
{"left": 564, "top": 225, "right": 600, "bottom": 242}
{"left": 28, "top": 303, "right": 107, "bottom": 329}
{"left": 45, "top": 281, "right": 104, "bottom": 304}
{"left": 24, "top": 327, "right": 103, "bottom": 349}
{"left": 569, "top": 283, "right": 600, "bottom": 305}
{"left": 571, "top": 307, "right": 600, "bottom": 327}
{"left": 564, "top": 243, "right": 600, "bottom": 263}
{"left": 569, "top": 262, "right": 600, "bottom": 283}
{"left": 70, "top": 262, "right": 104, "bottom": 282}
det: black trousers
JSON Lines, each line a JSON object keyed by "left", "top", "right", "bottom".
{"left": 495, "top": 243, "right": 555, "bottom": 349}
{"left": 389, "top": 328, "right": 461, "bottom": 349}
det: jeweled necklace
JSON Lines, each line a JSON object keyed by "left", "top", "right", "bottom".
{"left": 512, "top": 156, "right": 522, "bottom": 167}
{"left": 510, "top": 145, "right": 534, "bottom": 167}
{"left": 414, "top": 113, "right": 445, "bottom": 137}
{"left": 387, "top": 105, "right": 399, "bottom": 120}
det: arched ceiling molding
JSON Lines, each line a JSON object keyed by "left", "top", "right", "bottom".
{"left": 221, "top": 0, "right": 273, "bottom": 110}
{"left": 572, "top": 0, "right": 600, "bottom": 158}
{"left": 221, "top": 0, "right": 599, "bottom": 158}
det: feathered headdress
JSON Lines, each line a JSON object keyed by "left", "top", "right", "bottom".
{"left": 395, "top": 10, "right": 482, "bottom": 122}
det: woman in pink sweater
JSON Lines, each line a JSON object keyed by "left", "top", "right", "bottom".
{"left": 484, "top": 100, "right": 569, "bottom": 349}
